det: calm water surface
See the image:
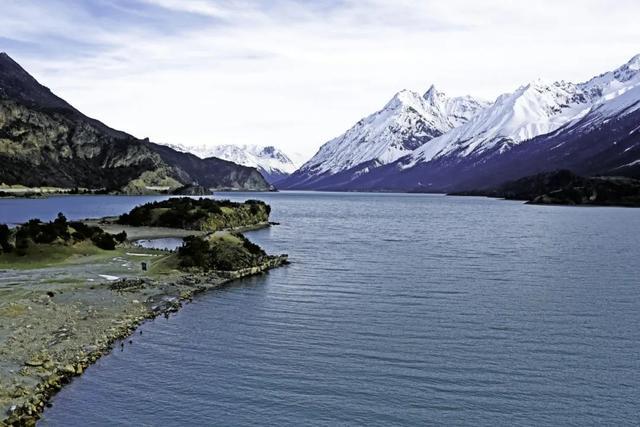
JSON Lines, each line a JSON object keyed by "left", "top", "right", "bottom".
{"left": 2, "top": 192, "right": 639, "bottom": 426}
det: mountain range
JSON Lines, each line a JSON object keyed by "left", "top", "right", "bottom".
{"left": 162, "top": 143, "right": 300, "bottom": 184}
{"left": 0, "top": 53, "right": 272, "bottom": 193}
{"left": 280, "top": 55, "right": 640, "bottom": 192}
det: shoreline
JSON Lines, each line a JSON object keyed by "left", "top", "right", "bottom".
{"left": 0, "top": 205, "right": 284, "bottom": 427}
{"left": 1, "top": 255, "right": 288, "bottom": 426}
{"left": 0, "top": 189, "right": 278, "bottom": 199}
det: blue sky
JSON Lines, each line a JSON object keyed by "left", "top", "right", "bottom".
{"left": 1, "top": 0, "right": 639, "bottom": 159}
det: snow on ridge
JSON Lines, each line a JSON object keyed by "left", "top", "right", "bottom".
{"left": 161, "top": 143, "right": 300, "bottom": 176}
{"left": 298, "top": 86, "right": 489, "bottom": 175}
{"left": 405, "top": 54, "right": 640, "bottom": 167}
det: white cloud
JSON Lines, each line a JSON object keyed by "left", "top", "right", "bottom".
{"left": 1, "top": 0, "right": 639, "bottom": 160}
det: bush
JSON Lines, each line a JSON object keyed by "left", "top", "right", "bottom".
{"left": 0, "top": 216, "right": 125, "bottom": 254}
{"left": 114, "top": 231, "right": 127, "bottom": 243}
{"left": 0, "top": 224, "right": 13, "bottom": 253}
{"left": 177, "top": 234, "right": 267, "bottom": 271}
{"left": 69, "top": 221, "right": 97, "bottom": 240}
{"left": 52, "top": 213, "right": 70, "bottom": 240}
{"left": 178, "top": 235, "right": 211, "bottom": 268}
{"left": 15, "top": 214, "right": 71, "bottom": 244}
{"left": 91, "top": 233, "right": 117, "bottom": 250}
{"left": 15, "top": 229, "right": 30, "bottom": 256}
{"left": 239, "top": 233, "right": 266, "bottom": 255}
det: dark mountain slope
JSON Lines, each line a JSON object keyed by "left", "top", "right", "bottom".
{"left": 0, "top": 53, "right": 271, "bottom": 192}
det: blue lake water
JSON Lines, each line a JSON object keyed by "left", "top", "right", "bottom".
{"left": 2, "top": 192, "right": 639, "bottom": 425}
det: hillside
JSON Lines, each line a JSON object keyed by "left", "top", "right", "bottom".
{"left": 0, "top": 53, "right": 272, "bottom": 193}
{"left": 452, "top": 170, "right": 640, "bottom": 207}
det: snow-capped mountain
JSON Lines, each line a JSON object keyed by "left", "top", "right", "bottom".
{"left": 282, "top": 54, "right": 640, "bottom": 192}
{"left": 163, "top": 143, "right": 300, "bottom": 184}
{"left": 404, "top": 80, "right": 595, "bottom": 166}
{"left": 405, "top": 54, "right": 640, "bottom": 168}
{"left": 280, "top": 86, "right": 488, "bottom": 189}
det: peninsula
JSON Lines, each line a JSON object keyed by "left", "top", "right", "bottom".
{"left": 0, "top": 198, "right": 287, "bottom": 426}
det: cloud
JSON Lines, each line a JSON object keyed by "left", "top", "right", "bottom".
{"left": 1, "top": 0, "right": 639, "bottom": 159}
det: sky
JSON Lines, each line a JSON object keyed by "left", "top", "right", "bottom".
{"left": 1, "top": 0, "right": 639, "bottom": 161}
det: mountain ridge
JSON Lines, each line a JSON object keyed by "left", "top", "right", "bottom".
{"left": 280, "top": 86, "right": 489, "bottom": 189}
{"left": 162, "top": 143, "right": 299, "bottom": 184}
{"left": 0, "top": 53, "right": 272, "bottom": 193}
{"left": 281, "top": 54, "right": 640, "bottom": 192}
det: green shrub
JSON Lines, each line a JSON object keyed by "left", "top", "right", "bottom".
{"left": 114, "top": 231, "right": 127, "bottom": 243}
{"left": 1, "top": 216, "right": 126, "bottom": 254}
{"left": 0, "top": 224, "right": 13, "bottom": 253}
{"left": 177, "top": 234, "right": 267, "bottom": 271}
{"left": 15, "top": 229, "right": 30, "bottom": 256}
{"left": 178, "top": 235, "right": 211, "bottom": 268}
{"left": 239, "top": 233, "right": 266, "bottom": 255}
{"left": 91, "top": 233, "right": 117, "bottom": 250}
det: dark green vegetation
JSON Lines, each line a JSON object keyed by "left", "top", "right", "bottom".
{"left": 0, "top": 213, "right": 126, "bottom": 255}
{"left": 171, "top": 184, "right": 213, "bottom": 196}
{"left": 178, "top": 233, "right": 272, "bottom": 271}
{"left": 452, "top": 170, "right": 640, "bottom": 207}
{"left": 0, "top": 53, "right": 271, "bottom": 193}
{"left": 117, "top": 197, "right": 270, "bottom": 231}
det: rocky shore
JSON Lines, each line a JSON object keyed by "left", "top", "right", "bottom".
{"left": 0, "top": 197, "right": 287, "bottom": 426}
{"left": 0, "top": 254, "right": 288, "bottom": 426}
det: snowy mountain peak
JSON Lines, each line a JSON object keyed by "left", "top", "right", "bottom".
{"left": 295, "top": 87, "right": 488, "bottom": 176}
{"left": 624, "top": 53, "right": 640, "bottom": 71}
{"left": 383, "top": 89, "right": 425, "bottom": 110}
{"left": 581, "top": 54, "right": 640, "bottom": 96}
{"left": 423, "top": 84, "right": 445, "bottom": 102}
{"left": 160, "top": 143, "right": 299, "bottom": 184}
{"left": 407, "top": 57, "right": 640, "bottom": 168}
{"left": 281, "top": 55, "right": 640, "bottom": 192}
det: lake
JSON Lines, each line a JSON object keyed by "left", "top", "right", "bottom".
{"left": 2, "top": 192, "right": 639, "bottom": 425}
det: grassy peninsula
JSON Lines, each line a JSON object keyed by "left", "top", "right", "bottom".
{"left": 117, "top": 197, "right": 271, "bottom": 231}
{"left": 0, "top": 198, "right": 287, "bottom": 426}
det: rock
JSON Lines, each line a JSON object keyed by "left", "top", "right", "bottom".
{"left": 24, "top": 358, "right": 44, "bottom": 367}
{"left": 61, "top": 364, "right": 76, "bottom": 375}
{"left": 83, "top": 345, "right": 98, "bottom": 353}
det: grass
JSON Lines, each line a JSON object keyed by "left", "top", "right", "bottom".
{"left": 0, "top": 242, "right": 175, "bottom": 271}
{"left": 148, "top": 252, "right": 181, "bottom": 274}
{"left": 0, "top": 242, "right": 109, "bottom": 269}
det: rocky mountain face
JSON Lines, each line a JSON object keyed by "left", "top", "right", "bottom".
{"left": 281, "top": 55, "right": 640, "bottom": 192}
{"left": 163, "top": 143, "right": 299, "bottom": 184}
{"left": 0, "top": 53, "right": 272, "bottom": 193}
{"left": 279, "top": 87, "right": 488, "bottom": 189}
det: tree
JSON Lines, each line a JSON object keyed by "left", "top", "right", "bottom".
{"left": 0, "top": 224, "right": 13, "bottom": 253}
